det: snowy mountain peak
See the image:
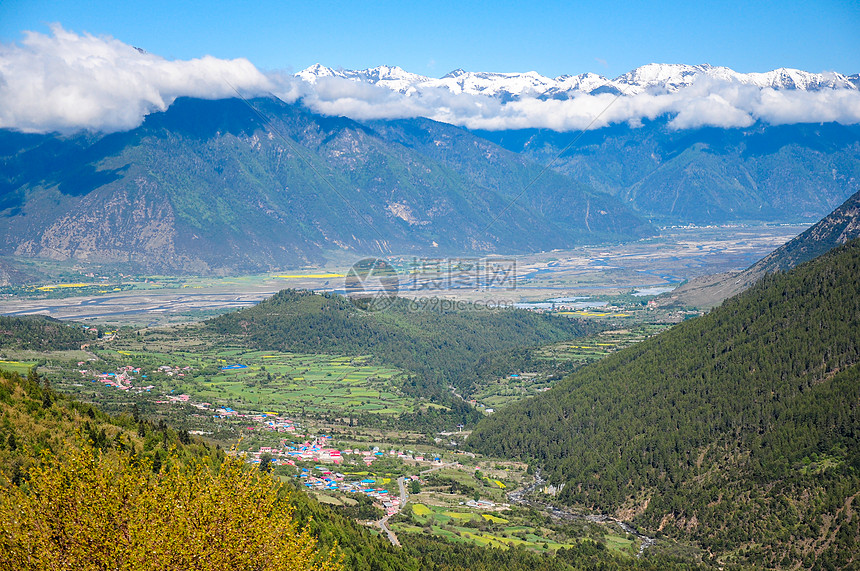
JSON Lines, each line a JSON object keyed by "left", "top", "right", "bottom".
{"left": 295, "top": 63, "right": 859, "bottom": 99}
{"left": 295, "top": 63, "right": 339, "bottom": 83}
{"left": 442, "top": 68, "right": 467, "bottom": 79}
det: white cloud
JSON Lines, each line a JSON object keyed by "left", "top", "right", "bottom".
{"left": 296, "top": 76, "right": 428, "bottom": 120}
{"left": 0, "top": 25, "right": 274, "bottom": 133}
{"left": 1, "top": 26, "right": 859, "bottom": 134}
{"left": 751, "top": 88, "right": 860, "bottom": 125}
{"left": 288, "top": 69, "right": 860, "bottom": 133}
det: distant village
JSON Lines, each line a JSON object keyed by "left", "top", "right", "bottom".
{"left": 72, "top": 361, "right": 516, "bottom": 528}
{"left": 78, "top": 361, "right": 304, "bottom": 430}
{"left": 76, "top": 359, "right": 503, "bottom": 516}
{"left": 244, "top": 437, "right": 438, "bottom": 515}
{"left": 78, "top": 363, "right": 155, "bottom": 392}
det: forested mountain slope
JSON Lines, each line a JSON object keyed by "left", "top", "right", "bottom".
{"left": 0, "top": 315, "right": 94, "bottom": 351}
{"left": 0, "top": 97, "right": 650, "bottom": 274}
{"left": 208, "top": 289, "right": 589, "bottom": 399}
{"left": 469, "top": 239, "right": 860, "bottom": 568}
{"left": 475, "top": 121, "right": 860, "bottom": 225}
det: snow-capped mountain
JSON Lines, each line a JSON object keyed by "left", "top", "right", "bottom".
{"left": 296, "top": 63, "right": 859, "bottom": 99}
{"left": 427, "top": 69, "right": 558, "bottom": 98}
{"left": 296, "top": 64, "right": 428, "bottom": 94}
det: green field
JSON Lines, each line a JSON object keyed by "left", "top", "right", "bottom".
{"left": 470, "top": 325, "right": 669, "bottom": 410}
{"left": 395, "top": 502, "right": 637, "bottom": 556}
{"left": 101, "top": 347, "right": 413, "bottom": 416}
{"left": 215, "top": 352, "right": 405, "bottom": 415}
{"left": 537, "top": 324, "right": 667, "bottom": 362}
{"left": 140, "top": 348, "right": 404, "bottom": 414}
{"left": 0, "top": 359, "right": 37, "bottom": 374}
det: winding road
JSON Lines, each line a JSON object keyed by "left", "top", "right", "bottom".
{"left": 376, "top": 476, "right": 406, "bottom": 546}
{"left": 376, "top": 463, "right": 459, "bottom": 546}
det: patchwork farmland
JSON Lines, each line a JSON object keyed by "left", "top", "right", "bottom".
{"left": 49, "top": 344, "right": 415, "bottom": 420}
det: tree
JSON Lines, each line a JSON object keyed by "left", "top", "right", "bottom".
{"left": 0, "top": 444, "right": 342, "bottom": 571}
{"left": 260, "top": 452, "right": 273, "bottom": 473}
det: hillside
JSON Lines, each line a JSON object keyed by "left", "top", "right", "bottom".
{"left": 468, "top": 239, "right": 860, "bottom": 568}
{"left": 0, "top": 315, "right": 94, "bottom": 351}
{"left": 661, "top": 188, "right": 860, "bottom": 308}
{"left": 474, "top": 121, "right": 860, "bottom": 225}
{"left": 363, "top": 117, "right": 647, "bottom": 239}
{"left": 0, "top": 97, "right": 650, "bottom": 274}
{"left": 0, "top": 363, "right": 698, "bottom": 570}
{"left": 750, "top": 189, "right": 860, "bottom": 273}
{"left": 207, "top": 289, "right": 590, "bottom": 399}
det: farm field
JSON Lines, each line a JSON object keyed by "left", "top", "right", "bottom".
{"left": 0, "top": 359, "right": 37, "bottom": 374}
{"left": 7, "top": 306, "right": 680, "bottom": 439}
{"left": 393, "top": 501, "right": 638, "bottom": 556}
{"left": 51, "top": 345, "right": 414, "bottom": 419}
{"left": 0, "top": 224, "right": 807, "bottom": 325}
{"left": 536, "top": 324, "right": 669, "bottom": 364}
{"left": 469, "top": 324, "right": 670, "bottom": 410}
{"left": 196, "top": 352, "right": 410, "bottom": 416}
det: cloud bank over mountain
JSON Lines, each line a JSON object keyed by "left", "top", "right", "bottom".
{"left": 2, "top": 26, "right": 859, "bottom": 134}
{"left": 0, "top": 25, "right": 275, "bottom": 133}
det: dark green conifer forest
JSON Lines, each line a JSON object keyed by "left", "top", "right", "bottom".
{"left": 469, "top": 239, "right": 860, "bottom": 568}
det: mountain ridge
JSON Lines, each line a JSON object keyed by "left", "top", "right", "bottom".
{"left": 659, "top": 188, "right": 860, "bottom": 308}
{"left": 296, "top": 62, "right": 860, "bottom": 99}
{"left": 474, "top": 119, "right": 860, "bottom": 225}
{"left": 0, "top": 97, "right": 651, "bottom": 274}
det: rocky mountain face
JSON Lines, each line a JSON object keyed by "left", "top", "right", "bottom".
{"left": 0, "top": 97, "right": 651, "bottom": 274}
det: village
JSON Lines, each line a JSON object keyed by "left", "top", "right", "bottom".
{"left": 55, "top": 347, "right": 643, "bottom": 555}
{"left": 70, "top": 356, "right": 523, "bottom": 542}
{"left": 243, "top": 437, "right": 464, "bottom": 516}
{"left": 79, "top": 363, "right": 155, "bottom": 392}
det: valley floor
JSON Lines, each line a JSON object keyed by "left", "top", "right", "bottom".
{"left": 1, "top": 222, "right": 831, "bottom": 569}
{"left": 0, "top": 224, "right": 808, "bottom": 325}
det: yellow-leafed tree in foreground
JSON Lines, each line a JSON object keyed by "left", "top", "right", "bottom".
{"left": 0, "top": 444, "right": 342, "bottom": 571}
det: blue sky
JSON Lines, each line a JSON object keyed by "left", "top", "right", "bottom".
{"left": 1, "top": 0, "right": 858, "bottom": 78}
